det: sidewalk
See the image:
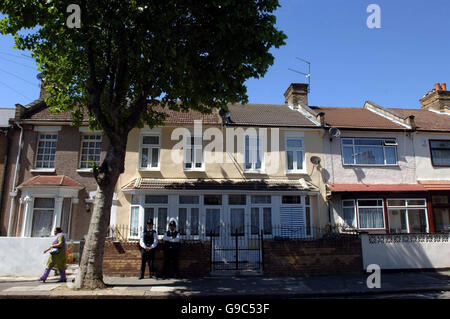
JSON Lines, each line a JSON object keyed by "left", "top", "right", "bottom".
{"left": 0, "top": 270, "right": 449, "bottom": 298}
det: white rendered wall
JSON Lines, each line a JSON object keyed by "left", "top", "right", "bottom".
{"left": 323, "top": 131, "right": 417, "bottom": 185}
{"left": 0, "top": 237, "right": 54, "bottom": 277}
{"left": 414, "top": 133, "right": 450, "bottom": 181}
{"left": 361, "top": 233, "right": 450, "bottom": 269}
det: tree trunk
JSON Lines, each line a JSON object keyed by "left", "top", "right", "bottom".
{"left": 74, "top": 140, "right": 126, "bottom": 289}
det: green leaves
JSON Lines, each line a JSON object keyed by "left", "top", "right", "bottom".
{"left": 0, "top": 0, "right": 286, "bottom": 134}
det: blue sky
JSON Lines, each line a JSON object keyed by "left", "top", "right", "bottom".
{"left": 1, "top": 0, "right": 450, "bottom": 109}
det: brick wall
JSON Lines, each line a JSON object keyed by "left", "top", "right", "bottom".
{"left": 263, "top": 237, "right": 363, "bottom": 275}
{"left": 102, "top": 240, "right": 211, "bottom": 277}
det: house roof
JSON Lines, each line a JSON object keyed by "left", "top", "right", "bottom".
{"left": 18, "top": 175, "right": 84, "bottom": 189}
{"left": 122, "top": 178, "right": 318, "bottom": 192}
{"left": 310, "top": 106, "right": 407, "bottom": 130}
{"left": 0, "top": 108, "right": 15, "bottom": 127}
{"left": 227, "top": 103, "right": 318, "bottom": 127}
{"left": 388, "top": 108, "right": 450, "bottom": 132}
{"left": 18, "top": 98, "right": 222, "bottom": 125}
{"left": 328, "top": 183, "right": 426, "bottom": 193}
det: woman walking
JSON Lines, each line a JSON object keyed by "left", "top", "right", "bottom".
{"left": 39, "top": 227, "right": 67, "bottom": 283}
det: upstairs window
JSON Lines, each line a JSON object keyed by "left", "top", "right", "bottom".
{"left": 140, "top": 135, "right": 160, "bottom": 169}
{"left": 342, "top": 138, "right": 397, "bottom": 165}
{"left": 184, "top": 133, "right": 204, "bottom": 170}
{"left": 35, "top": 133, "right": 58, "bottom": 169}
{"left": 285, "top": 136, "right": 305, "bottom": 173}
{"left": 79, "top": 134, "right": 102, "bottom": 168}
{"left": 430, "top": 140, "right": 450, "bottom": 167}
{"left": 244, "top": 135, "right": 263, "bottom": 172}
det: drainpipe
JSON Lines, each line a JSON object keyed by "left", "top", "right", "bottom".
{"left": 0, "top": 129, "right": 9, "bottom": 218}
{"left": 7, "top": 123, "right": 24, "bottom": 237}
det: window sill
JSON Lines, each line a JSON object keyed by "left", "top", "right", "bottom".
{"left": 184, "top": 167, "right": 206, "bottom": 172}
{"left": 30, "top": 168, "right": 56, "bottom": 173}
{"left": 244, "top": 170, "right": 266, "bottom": 174}
{"left": 286, "top": 170, "right": 308, "bottom": 175}
{"left": 342, "top": 164, "right": 399, "bottom": 167}
{"left": 77, "top": 168, "right": 93, "bottom": 173}
{"left": 139, "top": 168, "right": 161, "bottom": 172}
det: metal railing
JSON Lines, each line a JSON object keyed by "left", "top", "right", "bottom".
{"left": 106, "top": 223, "right": 359, "bottom": 243}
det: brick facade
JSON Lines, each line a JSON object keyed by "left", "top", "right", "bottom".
{"left": 102, "top": 240, "right": 211, "bottom": 277}
{"left": 102, "top": 237, "right": 362, "bottom": 277}
{"left": 262, "top": 237, "right": 363, "bottom": 275}
{"left": 0, "top": 124, "right": 108, "bottom": 239}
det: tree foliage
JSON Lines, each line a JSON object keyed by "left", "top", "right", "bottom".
{"left": 0, "top": 0, "right": 286, "bottom": 289}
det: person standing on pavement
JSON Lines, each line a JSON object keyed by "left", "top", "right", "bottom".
{"left": 39, "top": 227, "right": 67, "bottom": 283}
{"left": 162, "top": 220, "right": 180, "bottom": 278}
{"left": 139, "top": 219, "right": 158, "bottom": 279}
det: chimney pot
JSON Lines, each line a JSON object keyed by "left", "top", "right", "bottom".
{"left": 435, "top": 83, "right": 442, "bottom": 91}
{"left": 442, "top": 83, "right": 447, "bottom": 91}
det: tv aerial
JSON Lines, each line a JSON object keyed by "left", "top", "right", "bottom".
{"left": 288, "top": 57, "right": 311, "bottom": 92}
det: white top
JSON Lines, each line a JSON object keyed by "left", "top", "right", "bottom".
{"left": 163, "top": 230, "right": 180, "bottom": 243}
{"left": 139, "top": 228, "right": 158, "bottom": 249}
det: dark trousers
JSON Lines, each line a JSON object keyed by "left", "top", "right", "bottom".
{"left": 140, "top": 249, "right": 155, "bottom": 277}
{"left": 163, "top": 247, "right": 179, "bottom": 278}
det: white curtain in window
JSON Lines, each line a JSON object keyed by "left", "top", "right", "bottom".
{"left": 31, "top": 210, "right": 53, "bottom": 237}
{"left": 358, "top": 208, "right": 384, "bottom": 229}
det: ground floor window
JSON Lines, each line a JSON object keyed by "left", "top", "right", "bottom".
{"left": 357, "top": 199, "right": 385, "bottom": 230}
{"left": 387, "top": 199, "right": 427, "bottom": 233}
{"left": 127, "top": 193, "right": 315, "bottom": 239}
{"left": 31, "top": 198, "right": 55, "bottom": 237}
{"left": 432, "top": 195, "right": 450, "bottom": 232}
{"left": 342, "top": 200, "right": 356, "bottom": 228}
{"left": 340, "top": 197, "right": 430, "bottom": 233}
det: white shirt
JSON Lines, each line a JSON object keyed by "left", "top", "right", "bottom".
{"left": 139, "top": 228, "right": 158, "bottom": 250}
{"left": 163, "top": 230, "right": 180, "bottom": 243}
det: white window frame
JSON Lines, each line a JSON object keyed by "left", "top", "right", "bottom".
{"left": 285, "top": 133, "right": 306, "bottom": 174}
{"left": 78, "top": 134, "right": 102, "bottom": 170}
{"left": 178, "top": 195, "right": 201, "bottom": 237}
{"left": 244, "top": 134, "right": 265, "bottom": 173}
{"left": 250, "top": 195, "right": 273, "bottom": 236}
{"left": 341, "top": 137, "right": 398, "bottom": 166}
{"left": 139, "top": 132, "right": 161, "bottom": 171}
{"left": 386, "top": 198, "right": 428, "bottom": 233}
{"left": 34, "top": 132, "right": 58, "bottom": 170}
{"left": 356, "top": 198, "right": 386, "bottom": 230}
{"left": 183, "top": 130, "right": 205, "bottom": 171}
{"left": 129, "top": 195, "right": 169, "bottom": 239}
{"left": 341, "top": 199, "right": 357, "bottom": 229}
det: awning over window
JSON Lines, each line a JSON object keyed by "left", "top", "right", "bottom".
{"left": 122, "top": 178, "right": 318, "bottom": 192}
{"left": 418, "top": 181, "right": 450, "bottom": 191}
{"left": 328, "top": 184, "right": 426, "bottom": 193}
{"left": 18, "top": 175, "right": 84, "bottom": 189}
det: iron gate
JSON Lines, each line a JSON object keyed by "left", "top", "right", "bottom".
{"left": 209, "top": 226, "right": 263, "bottom": 273}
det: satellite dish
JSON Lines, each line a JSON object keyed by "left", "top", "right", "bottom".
{"left": 328, "top": 127, "right": 341, "bottom": 138}
{"left": 218, "top": 108, "right": 230, "bottom": 117}
{"left": 310, "top": 156, "right": 321, "bottom": 165}
{"left": 36, "top": 73, "right": 43, "bottom": 81}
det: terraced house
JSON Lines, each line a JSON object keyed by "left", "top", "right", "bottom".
{"left": 295, "top": 83, "right": 450, "bottom": 234}
{"left": 114, "top": 83, "right": 327, "bottom": 242}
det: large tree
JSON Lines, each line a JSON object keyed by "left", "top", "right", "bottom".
{"left": 0, "top": 0, "right": 286, "bottom": 289}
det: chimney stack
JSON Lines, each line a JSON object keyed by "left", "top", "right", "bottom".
{"left": 419, "top": 82, "right": 450, "bottom": 112}
{"left": 284, "top": 83, "right": 309, "bottom": 108}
